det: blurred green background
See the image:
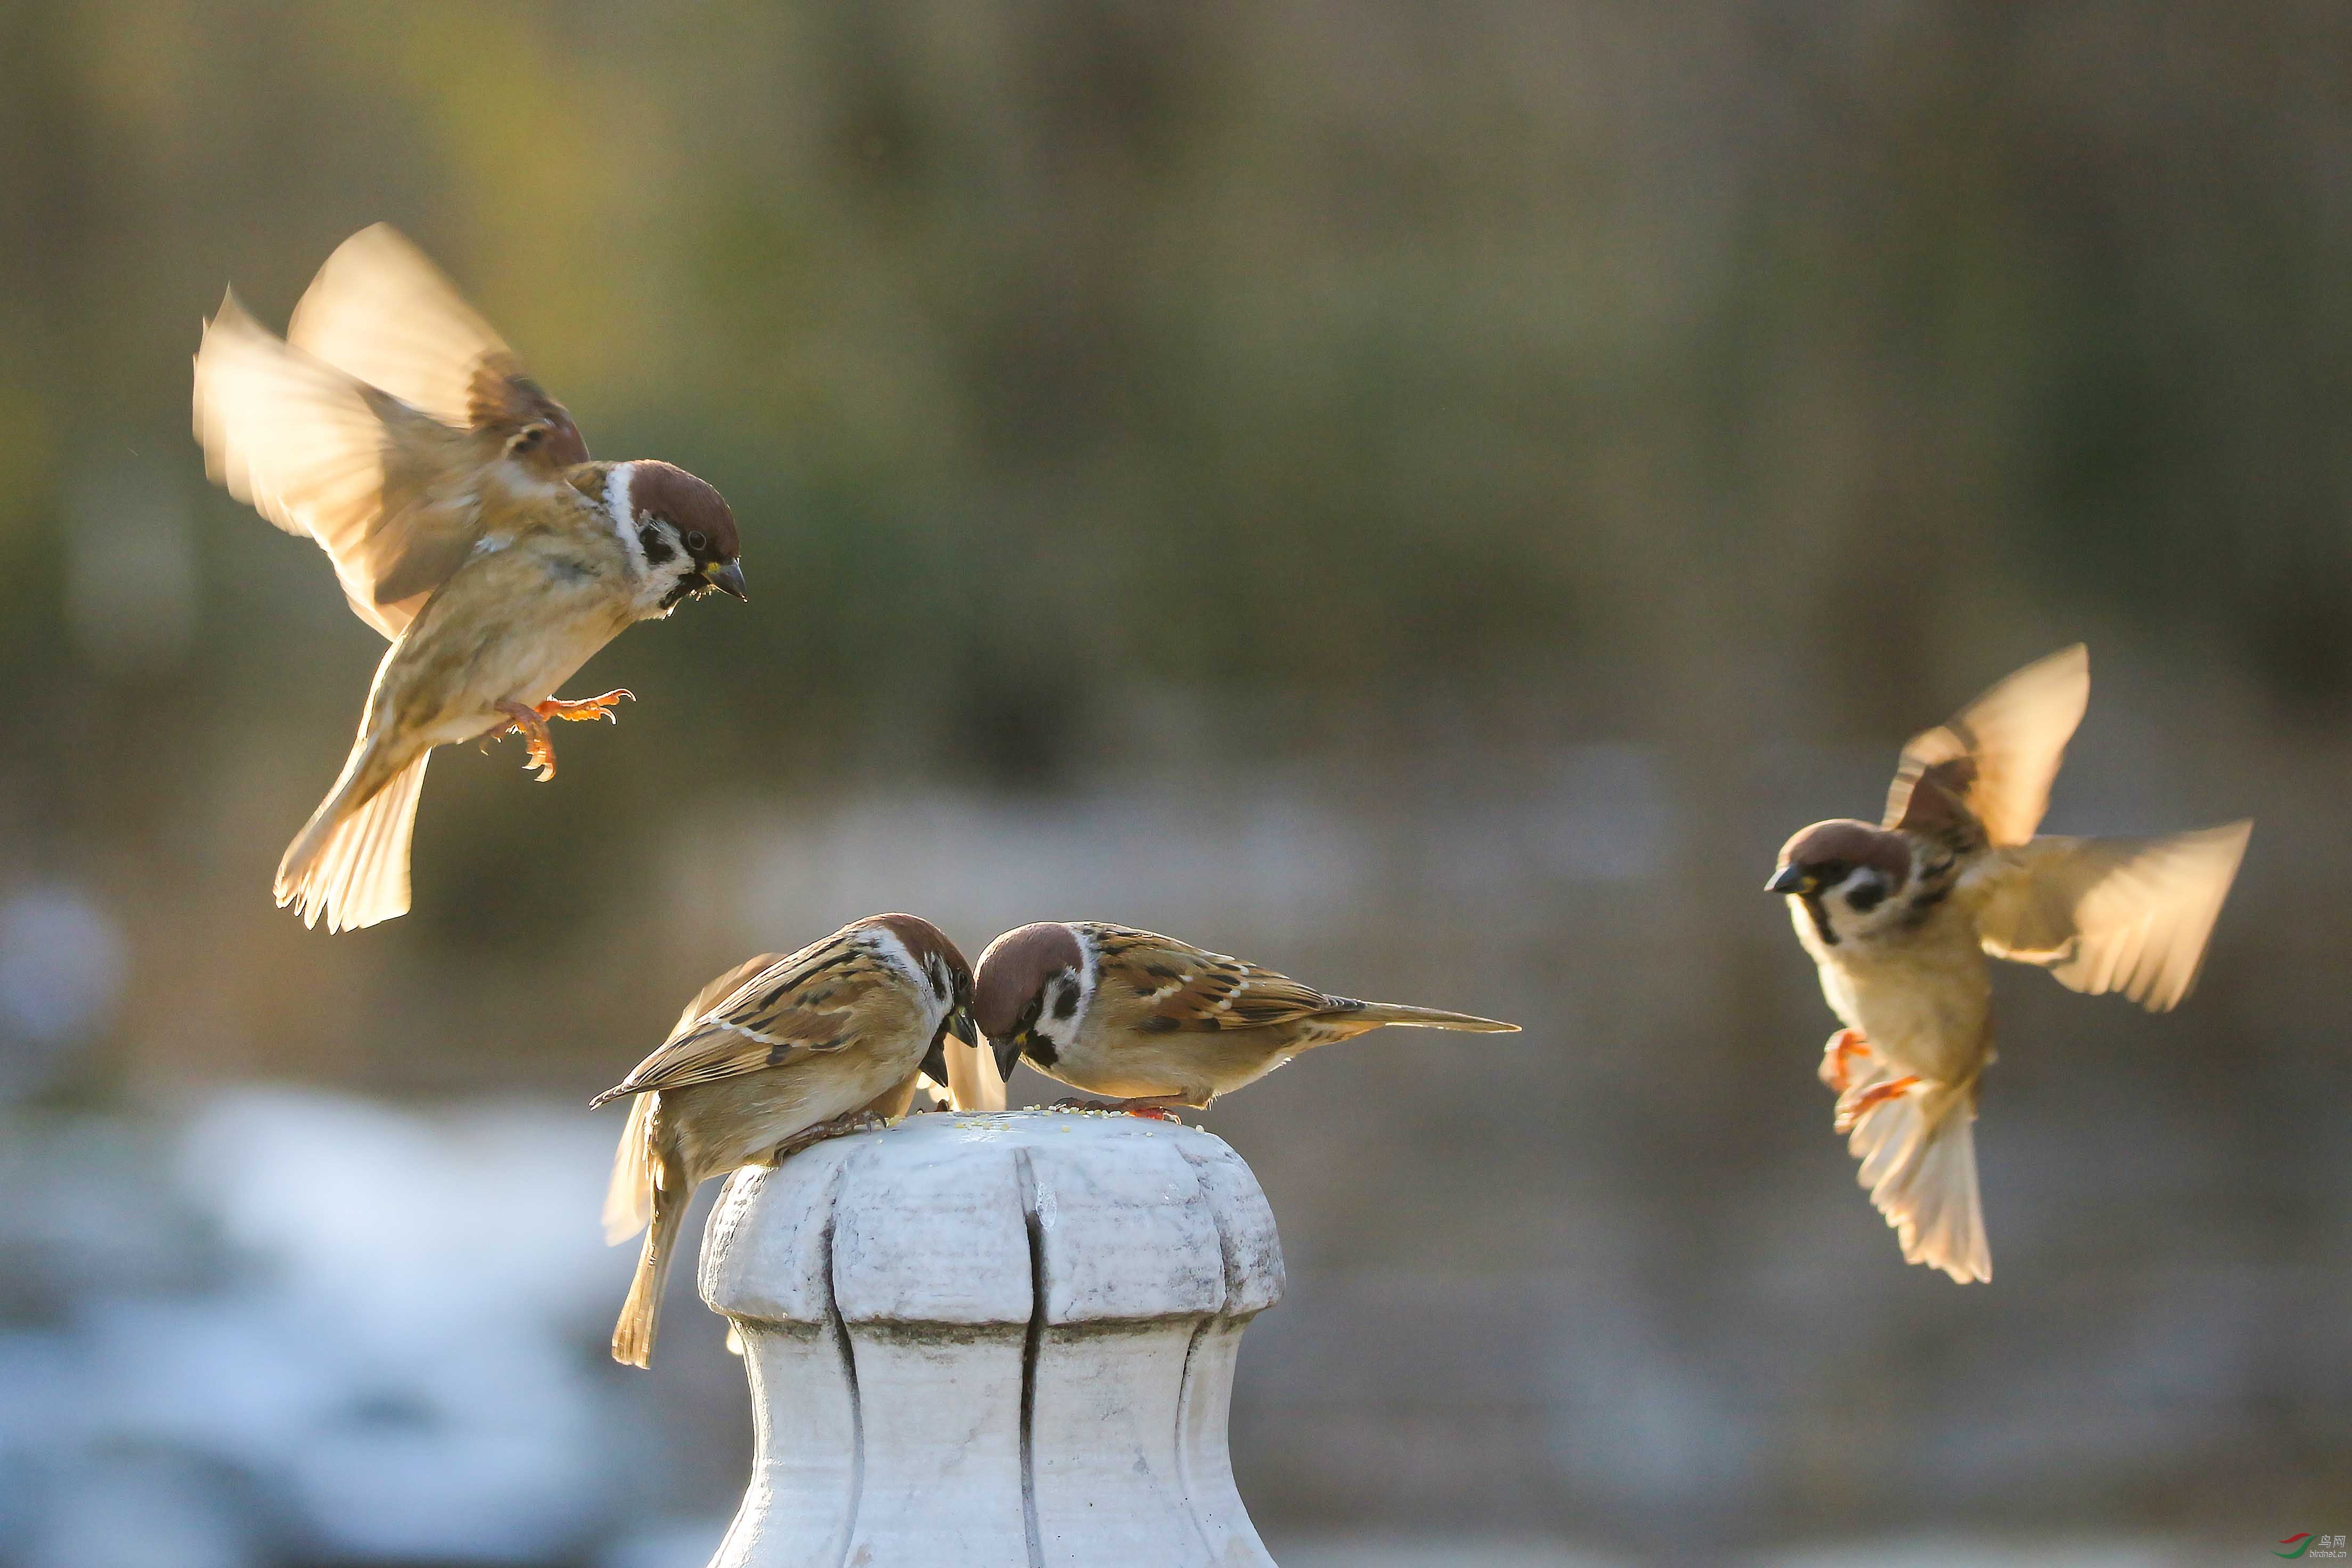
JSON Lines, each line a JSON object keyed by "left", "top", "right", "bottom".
{"left": 0, "top": 4, "right": 2345, "bottom": 1565}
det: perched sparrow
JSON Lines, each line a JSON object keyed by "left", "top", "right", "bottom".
{"left": 1767, "top": 645, "right": 2251, "bottom": 1283}
{"left": 594, "top": 913, "right": 978, "bottom": 1368}
{"left": 193, "top": 225, "right": 748, "bottom": 932}
{"left": 972, "top": 921, "right": 1519, "bottom": 1114}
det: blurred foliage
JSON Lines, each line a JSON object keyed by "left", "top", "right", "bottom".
{"left": 3, "top": 3, "right": 2347, "bottom": 724}
{"left": 0, "top": 0, "right": 2343, "bottom": 1091}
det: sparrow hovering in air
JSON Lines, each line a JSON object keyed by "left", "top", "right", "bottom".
{"left": 972, "top": 921, "right": 1520, "bottom": 1116}
{"left": 594, "top": 914, "right": 978, "bottom": 1367}
{"left": 192, "top": 225, "right": 748, "bottom": 932}
{"left": 1767, "top": 645, "right": 2250, "bottom": 1283}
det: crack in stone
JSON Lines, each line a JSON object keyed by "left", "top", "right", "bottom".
{"left": 1015, "top": 1147, "right": 1047, "bottom": 1568}
{"left": 823, "top": 1157, "right": 864, "bottom": 1568}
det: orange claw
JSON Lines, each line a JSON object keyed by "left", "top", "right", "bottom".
{"left": 1049, "top": 1096, "right": 1188, "bottom": 1123}
{"left": 495, "top": 701, "right": 559, "bottom": 782}
{"left": 1819, "top": 1028, "right": 1869, "bottom": 1094}
{"left": 1834, "top": 1074, "right": 1920, "bottom": 1134}
{"left": 537, "top": 689, "right": 634, "bottom": 724}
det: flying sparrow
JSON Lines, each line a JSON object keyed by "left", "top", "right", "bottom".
{"left": 1767, "top": 644, "right": 2251, "bottom": 1283}
{"left": 971, "top": 921, "right": 1519, "bottom": 1115}
{"left": 594, "top": 913, "right": 978, "bottom": 1368}
{"left": 193, "top": 224, "right": 748, "bottom": 932}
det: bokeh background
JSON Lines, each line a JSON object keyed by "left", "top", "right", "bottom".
{"left": 1, "top": 3, "right": 2347, "bottom": 1565}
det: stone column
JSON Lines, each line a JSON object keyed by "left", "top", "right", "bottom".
{"left": 697, "top": 1109, "right": 1285, "bottom": 1568}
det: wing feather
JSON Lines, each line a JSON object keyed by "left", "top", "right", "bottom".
{"left": 593, "top": 935, "right": 905, "bottom": 1104}
{"left": 195, "top": 295, "right": 437, "bottom": 638}
{"left": 290, "top": 224, "right": 587, "bottom": 468}
{"left": 668, "top": 952, "right": 788, "bottom": 1039}
{"left": 1089, "top": 926, "right": 1338, "bottom": 1032}
{"left": 1975, "top": 822, "right": 2251, "bottom": 1011}
{"left": 289, "top": 224, "right": 507, "bottom": 427}
{"left": 1886, "top": 645, "right": 2090, "bottom": 846}
{"left": 195, "top": 228, "right": 589, "bottom": 639}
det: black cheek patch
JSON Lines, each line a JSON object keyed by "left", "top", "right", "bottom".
{"left": 1845, "top": 882, "right": 1887, "bottom": 915}
{"left": 1051, "top": 981, "right": 1079, "bottom": 1020}
{"left": 638, "top": 526, "right": 676, "bottom": 567}
{"left": 1803, "top": 894, "right": 1839, "bottom": 946}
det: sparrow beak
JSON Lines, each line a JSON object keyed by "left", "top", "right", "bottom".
{"left": 704, "top": 559, "right": 749, "bottom": 602}
{"left": 990, "top": 1032, "right": 1024, "bottom": 1085}
{"left": 920, "top": 1006, "right": 978, "bottom": 1088}
{"left": 1765, "top": 864, "right": 1811, "bottom": 895}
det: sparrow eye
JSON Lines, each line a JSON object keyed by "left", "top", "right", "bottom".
{"left": 686, "top": 530, "right": 708, "bottom": 552}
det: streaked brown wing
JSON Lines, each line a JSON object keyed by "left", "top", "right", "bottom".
{"left": 1975, "top": 822, "right": 2251, "bottom": 1011}
{"left": 668, "top": 953, "right": 788, "bottom": 1040}
{"left": 594, "top": 934, "right": 910, "bottom": 1102}
{"left": 1089, "top": 926, "right": 1336, "bottom": 1032}
{"left": 1885, "top": 644, "right": 2089, "bottom": 846}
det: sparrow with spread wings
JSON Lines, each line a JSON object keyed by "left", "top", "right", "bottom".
{"left": 193, "top": 225, "right": 748, "bottom": 933}
{"left": 1767, "top": 646, "right": 2250, "bottom": 1283}
{"left": 973, "top": 921, "right": 1518, "bottom": 1115}
{"left": 593, "top": 913, "right": 980, "bottom": 1368}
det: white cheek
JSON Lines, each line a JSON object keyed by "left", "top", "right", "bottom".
{"left": 1028, "top": 971, "right": 1092, "bottom": 1049}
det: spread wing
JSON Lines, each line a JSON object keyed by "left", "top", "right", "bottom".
{"left": 193, "top": 227, "right": 588, "bottom": 639}
{"left": 288, "top": 224, "right": 587, "bottom": 478}
{"left": 1885, "top": 644, "right": 2089, "bottom": 845}
{"left": 592, "top": 934, "right": 912, "bottom": 1104}
{"left": 1087, "top": 925, "right": 1339, "bottom": 1032}
{"left": 1974, "top": 822, "right": 2251, "bottom": 1011}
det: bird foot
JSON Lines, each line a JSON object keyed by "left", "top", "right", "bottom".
{"left": 772, "top": 1110, "right": 889, "bottom": 1164}
{"left": 1050, "top": 1096, "right": 1186, "bottom": 1123}
{"left": 1819, "top": 1029, "right": 1871, "bottom": 1094}
{"left": 538, "top": 689, "right": 634, "bottom": 724}
{"left": 494, "top": 701, "right": 558, "bottom": 781}
{"left": 1834, "top": 1074, "right": 1920, "bottom": 1133}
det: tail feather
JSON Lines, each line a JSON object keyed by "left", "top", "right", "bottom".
{"left": 942, "top": 1036, "right": 1008, "bottom": 1112}
{"left": 1338, "top": 1001, "right": 1520, "bottom": 1033}
{"left": 601, "top": 1094, "right": 657, "bottom": 1247}
{"left": 1846, "top": 1080, "right": 1989, "bottom": 1284}
{"left": 275, "top": 747, "right": 429, "bottom": 932}
{"left": 612, "top": 1179, "right": 685, "bottom": 1369}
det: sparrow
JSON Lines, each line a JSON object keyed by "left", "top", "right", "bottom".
{"left": 972, "top": 921, "right": 1520, "bottom": 1115}
{"left": 594, "top": 913, "right": 978, "bottom": 1368}
{"left": 192, "top": 224, "right": 748, "bottom": 933}
{"left": 1767, "top": 644, "right": 2251, "bottom": 1283}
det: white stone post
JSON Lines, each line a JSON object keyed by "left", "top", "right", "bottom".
{"left": 697, "top": 1109, "right": 1285, "bottom": 1568}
